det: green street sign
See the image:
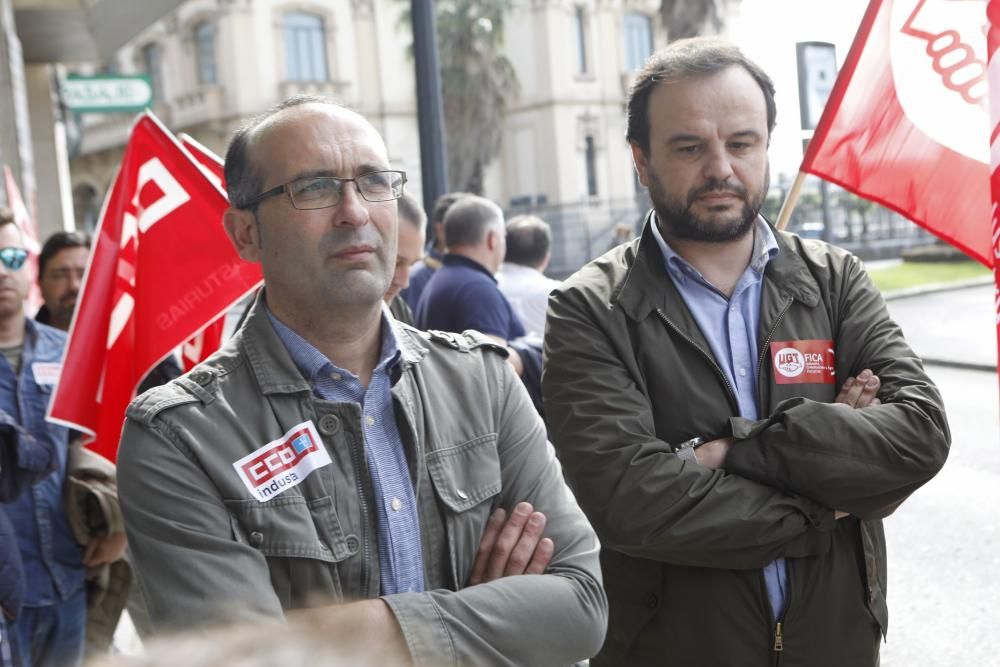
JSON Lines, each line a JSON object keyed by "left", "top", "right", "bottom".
{"left": 61, "top": 74, "right": 153, "bottom": 113}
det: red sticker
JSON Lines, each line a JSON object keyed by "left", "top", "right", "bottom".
{"left": 770, "top": 340, "right": 835, "bottom": 385}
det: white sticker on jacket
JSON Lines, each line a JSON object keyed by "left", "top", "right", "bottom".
{"left": 32, "top": 362, "right": 61, "bottom": 386}
{"left": 233, "top": 421, "right": 331, "bottom": 503}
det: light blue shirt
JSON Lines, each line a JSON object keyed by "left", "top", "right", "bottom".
{"left": 652, "top": 216, "right": 789, "bottom": 620}
{"left": 267, "top": 308, "right": 425, "bottom": 596}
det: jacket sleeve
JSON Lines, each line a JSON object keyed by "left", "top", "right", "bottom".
{"left": 117, "top": 416, "right": 284, "bottom": 632}
{"left": 723, "top": 255, "right": 951, "bottom": 519}
{"left": 543, "top": 286, "right": 835, "bottom": 570}
{"left": 0, "top": 409, "right": 56, "bottom": 503}
{"left": 384, "top": 353, "right": 608, "bottom": 667}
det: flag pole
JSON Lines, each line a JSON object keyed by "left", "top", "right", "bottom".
{"left": 775, "top": 170, "right": 807, "bottom": 231}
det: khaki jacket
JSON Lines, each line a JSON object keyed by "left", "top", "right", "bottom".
{"left": 118, "top": 296, "right": 606, "bottom": 667}
{"left": 543, "top": 217, "right": 950, "bottom": 667}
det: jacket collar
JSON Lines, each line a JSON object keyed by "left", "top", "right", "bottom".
{"left": 239, "top": 290, "right": 428, "bottom": 396}
{"left": 614, "top": 210, "right": 820, "bottom": 322}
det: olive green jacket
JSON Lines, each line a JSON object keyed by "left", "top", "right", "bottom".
{"left": 118, "top": 296, "right": 607, "bottom": 667}
{"left": 543, "top": 216, "right": 950, "bottom": 667}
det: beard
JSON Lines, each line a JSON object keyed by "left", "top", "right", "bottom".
{"left": 648, "top": 165, "right": 769, "bottom": 243}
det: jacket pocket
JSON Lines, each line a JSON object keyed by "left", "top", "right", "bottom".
{"left": 224, "top": 495, "right": 354, "bottom": 606}
{"left": 426, "top": 433, "right": 502, "bottom": 587}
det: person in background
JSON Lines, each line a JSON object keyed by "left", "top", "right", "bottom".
{"left": 497, "top": 215, "right": 560, "bottom": 338}
{"left": 384, "top": 192, "right": 425, "bottom": 326}
{"left": 399, "top": 191, "right": 468, "bottom": 312}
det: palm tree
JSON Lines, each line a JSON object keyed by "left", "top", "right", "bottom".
{"left": 401, "top": 0, "right": 519, "bottom": 194}
{"left": 659, "top": 0, "right": 725, "bottom": 40}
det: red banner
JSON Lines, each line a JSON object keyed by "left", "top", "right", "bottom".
{"left": 179, "top": 134, "right": 229, "bottom": 371}
{"left": 801, "top": 0, "right": 991, "bottom": 267}
{"left": 3, "top": 165, "right": 43, "bottom": 313}
{"left": 47, "top": 112, "right": 263, "bottom": 461}
{"left": 988, "top": 0, "right": 1000, "bottom": 381}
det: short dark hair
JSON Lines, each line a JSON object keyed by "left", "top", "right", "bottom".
{"left": 504, "top": 215, "right": 551, "bottom": 268}
{"left": 397, "top": 191, "right": 426, "bottom": 231}
{"left": 432, "top": 192, "right": 471, "bottom": 226}
{"left": 224, "top": 95, "right": 344, "bottom": 211}
{"left": 443, "top": 195, "right": 502, "bottom": 248}
{"left": 626, "top": 37, "right": 777, "bottom": 154}
{"left": 39, "top": 230, "right": 90, "bottom": 279}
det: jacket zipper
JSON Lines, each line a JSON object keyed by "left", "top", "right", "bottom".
{"left": 772, "top": 558, "right": 794, "bottom": 665}
{"left": 755, "top": 298, "right": 793, "bottom": 411}
{"left": 655, "top": 309, "right": 740, "bottom": 415}
{"left": 347, "top": 433, "right": 372, "bottom": 597}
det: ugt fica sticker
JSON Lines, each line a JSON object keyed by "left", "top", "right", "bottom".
{"left": 770, "top": 340, "right": 835, "bottom": 385}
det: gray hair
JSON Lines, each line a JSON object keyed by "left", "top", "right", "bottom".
{"left": 443, "top": 195, "right": 503, "bottom": 248}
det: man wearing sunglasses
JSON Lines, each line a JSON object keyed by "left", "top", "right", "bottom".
{"left": 0, "top": 216, "right": 88, "bottom": 666}
{"left": 116, "top": 96, "right": 606, "bottom": 665}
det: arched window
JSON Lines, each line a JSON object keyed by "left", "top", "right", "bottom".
{"left": 141, "top": 42, "right": 165, "bottom": 104}
{"left": 194, "top": 21, "right": 218, "bottom": 85}
{"left": 283, "top": 12, "right": 328, "bottom": 82}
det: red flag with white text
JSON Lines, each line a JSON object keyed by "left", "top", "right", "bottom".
{"left": 801, "top": 0, "right": 991, "bottom": 267}
{"left": 178, "top": 134, "right": 229, "bottom": 371}
{"left": 3, "top": 165, "right": 43, "bottom": 313}
{"left": 986, "top": 1, "right": 1000, "bottom": 382}
{"left": 47, "top": 112, "right": 263, "bottom": 461}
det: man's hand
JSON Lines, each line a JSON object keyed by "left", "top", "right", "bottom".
{"left": 82, "top": 532, "right": 127, "bottom": 568}
{"left": 834, "top": 369, "right": 881, "bottom": 408}
{"left": 693, "top": 437, "right": 734, "bottom": 470}
{"left": 290, "top": 599, "right": 411, "bottom": 665}
{"left": 467, "top": 502, "right": 553, "bottom": 586}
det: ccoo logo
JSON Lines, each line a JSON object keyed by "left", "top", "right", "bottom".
{"left": 774, "top": 348, "right": 805, "bottom": 378}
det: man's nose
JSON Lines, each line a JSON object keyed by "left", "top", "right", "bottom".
{"left": 702, "top": 146, "right": 735, "bottom": 182}
{"left": 333, "top": 182, "right": 370, "bottom": 227}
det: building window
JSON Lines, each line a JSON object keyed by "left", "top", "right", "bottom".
{"left": 623, "top": 13, "right": 652, "bottom": 71}
{"left": 283, "top": 12, "right": 329, "bottom": 82}
{"left": 585, "top": 135, "right": 598, "bottom": 197}
{"left": 141, "top": 42, "right": 164, "bottom": 104}
{"left": 574, "top": 7, "right": 588, "bottom": 74}
{"left": 195, "top": 21, "right": 217, "bottom": 85}
{"left": 73, "top": 184, "right": 100, "bottom": 233}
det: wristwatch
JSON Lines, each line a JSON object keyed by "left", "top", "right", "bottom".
{"left": 675, "top": 436, "right": 705, "bottom": 461}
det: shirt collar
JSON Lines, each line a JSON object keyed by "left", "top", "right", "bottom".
{"left": 442, "top": 253, "right": 497, "bottom": 282}
{"left": 265, "top": 305, "right": 402, "bottom": 386}
{"left": 651, "top": 214, "right": 779, "bottom": 286}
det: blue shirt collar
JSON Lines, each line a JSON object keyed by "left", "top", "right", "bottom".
{"left": 650, "top": 214, "right": 779, "bottom": 287}
{"left": 265, "top": 304, "right": 402, "bottom": 387}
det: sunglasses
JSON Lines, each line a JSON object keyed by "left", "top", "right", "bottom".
{"left": 0, "top": 247, "right": 28, "bottom": 271}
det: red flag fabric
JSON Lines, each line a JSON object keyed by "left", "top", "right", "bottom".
{"left": 801, "top": 0, "right": 992, "bottom": 267}
{"left": 3, "top": 165, "right": 43, "bottom": 313}
{"left": 178, "top": 134, "right": 229, "bottom": 372}
{"left": 987, "top": 0, "right": 1000, "bottom": 378}
{"left": 47, "top": 112, "right": 263, "bottom": 461}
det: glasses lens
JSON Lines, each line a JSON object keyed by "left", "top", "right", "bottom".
{"left": 0, "top": 248, "right": 27, "bottom": 270}
{"left": 289, "top": 177, "right": 342, "bottom": 210}
{"left": 358, "top": 172, "right": 403, "bottom": 202}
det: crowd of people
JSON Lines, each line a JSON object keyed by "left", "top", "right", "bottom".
{"left": 0, "top": 36, "right": 950, "bottom": 667}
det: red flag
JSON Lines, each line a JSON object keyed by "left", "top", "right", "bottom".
{"left": 801, "top": 0, "right": 991, "bottom": 267}
{"left": 987, "top": 0, "right": 1000, "bottom": 379}
{"left": 178, "top": 134, "right": 229, "bottom": 371}
{"left": 3, "top": 165, "right": 43, "bottom": 313}
{"left": 47, "top": 112, "right": 263, "bottom": 461}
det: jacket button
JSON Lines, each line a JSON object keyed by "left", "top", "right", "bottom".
{"left": 190, "top": 370, "right": 213, "bottom": 386}
{"left": 456, "top": 488, "right": 469, "bottom": 500}
{"left": 318, "top": 414, "right": 341, "bottom": 435}
{"left": 643, "top": 593, "right": 659, "bottom": 609}
{"left": 249, "top": 531, "right": 264, "bottom": 548}
{"left": 345, "top": 535, "right": 360, "bottom": 554}
{"left": 319, "top": 541, "right": 330, "bottom": 552}
{"left": 868, "top": 587, "right": 875, "bottom": 603}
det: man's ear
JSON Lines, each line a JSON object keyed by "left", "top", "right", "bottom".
{"left": 223, "top": 207, "right": 262, "bottom": 262}
{"left": 630, "top": 142, "right": 651, "bottom": 188}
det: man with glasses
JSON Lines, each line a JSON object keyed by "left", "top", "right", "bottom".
{"left": 0, "top": 216, "right": 87, "bottom": 666}
{"left": 117, "top": 96, "right": 606, "bottom": 665}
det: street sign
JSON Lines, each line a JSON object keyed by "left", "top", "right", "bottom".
{"left": 61, "top": 75, "right": 153, "bottom": 113}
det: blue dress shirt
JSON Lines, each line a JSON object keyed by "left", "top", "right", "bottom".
{"left": 651, "top": 217, "right": 789, "bottom": 620}
{"left": 267, "top": 308, "right": 425, "bottom": 596}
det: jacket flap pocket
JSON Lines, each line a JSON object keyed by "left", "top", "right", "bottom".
{"left": 224, "top": 495, "right": 349, "bottom": 563}
{"left": 426, "top": 433, "right": 501, "bottom": 512}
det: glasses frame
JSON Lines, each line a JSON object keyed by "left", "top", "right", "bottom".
{"left": 246, "top": 170, "right": 407, "bottom": 211}
{"left": 0, "top": 247, "right": 28, "bottom": 271}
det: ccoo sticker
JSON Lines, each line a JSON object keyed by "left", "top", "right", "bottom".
{"left": 233, "top": 420, "right": 331, "bottom": 503}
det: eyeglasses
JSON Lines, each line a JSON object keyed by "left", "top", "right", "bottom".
{"left": 0, "top": 248, "right": 27, "bottom": 271}
{"left": 246, "top": 170, "right": 407, "bottom": 211}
